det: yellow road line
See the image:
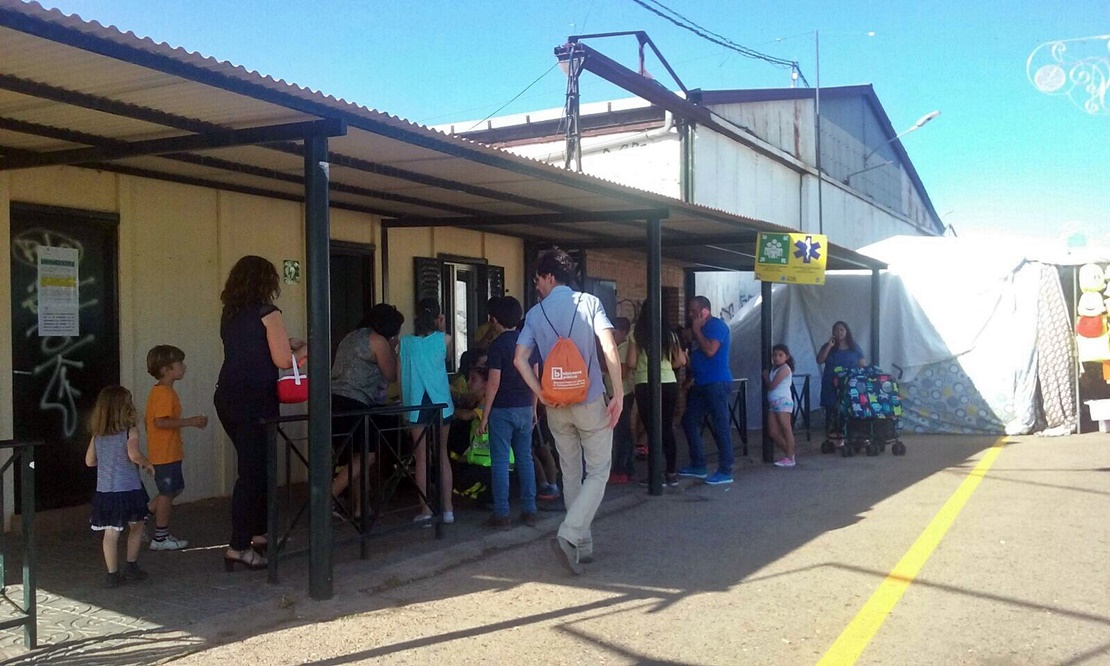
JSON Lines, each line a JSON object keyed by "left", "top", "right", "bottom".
{"left": 817, "top": 438, "right": 1007, "bottom": 666}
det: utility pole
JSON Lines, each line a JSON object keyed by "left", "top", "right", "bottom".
{"left": 814, "top": 30, "right": 823, "bottom": 235}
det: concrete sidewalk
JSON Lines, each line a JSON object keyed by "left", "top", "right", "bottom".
{"left": 7, "top": 426, "right": 1043, "bottom": 664}
{"left": 159, "top": 431, "right": 1107, "bottom": 666}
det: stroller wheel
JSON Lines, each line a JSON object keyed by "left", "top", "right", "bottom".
{"left": 865, "top": 442, "right": 879, "bottom": 457}
{"left": 841, "top": 443, "right": 855, "bottom": 458}
{"left": 892, "top": 441, "right": 907, "bottom": 456}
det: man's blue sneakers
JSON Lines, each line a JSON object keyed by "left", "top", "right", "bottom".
{"left": 704, "top": 472, "right": 734, "bottom": 485}
{"left": 676, "top": 465, "right": 707, "bottom": 479}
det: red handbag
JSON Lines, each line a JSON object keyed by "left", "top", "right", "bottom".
{"left": 277, "top": 355, "right": 308, "bottom": 404}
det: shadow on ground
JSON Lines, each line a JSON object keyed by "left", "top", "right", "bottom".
{"left": 0, "top": 433, "right": 1005, "bottom": 663}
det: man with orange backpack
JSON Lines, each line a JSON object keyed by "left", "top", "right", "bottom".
{"left": 514, "top": 249, "right": 624, "bottom": 575}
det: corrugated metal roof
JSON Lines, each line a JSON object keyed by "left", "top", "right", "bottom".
{"left": 0, "top": 0, "right": 884, "bottom": 272}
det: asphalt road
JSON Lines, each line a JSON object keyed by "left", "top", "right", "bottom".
{"left": 170, "top": 433, "right": 1110, "bottom": 665}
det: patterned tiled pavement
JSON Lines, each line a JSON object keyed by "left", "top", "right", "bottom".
{"left": 0, "top": 435, "right": 755, "bottom": 663}
{"left": 0, "top": 493, "right": 309, "bottom": 663}
{"left": 0, "top": 483, "right": 593, "bottom": 664}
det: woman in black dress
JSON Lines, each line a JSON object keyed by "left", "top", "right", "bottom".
{"left": 214, "top": 256, "right": 306, "bottom": 570}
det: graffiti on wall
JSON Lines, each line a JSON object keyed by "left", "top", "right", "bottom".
{"left": 12, "top": 228, "right": 99, "bottom": 438}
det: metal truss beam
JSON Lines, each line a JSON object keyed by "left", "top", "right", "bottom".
{"left": 0, "top": 118, "right": 345, "bottom": 170}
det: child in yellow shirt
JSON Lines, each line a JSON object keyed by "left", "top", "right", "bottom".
{"left": 145, "top": 345, "right": 208, "bottom": 551}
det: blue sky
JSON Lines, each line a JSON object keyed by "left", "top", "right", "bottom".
{"left": 33, "top": 1, "right": 1110, "bottom": 245}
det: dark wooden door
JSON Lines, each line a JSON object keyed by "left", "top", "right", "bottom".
{"left": 329, "top": 243, "right": 375, "bottom": 358}
{"left": 10, "top": 204, "right": 120, "bottom": 511}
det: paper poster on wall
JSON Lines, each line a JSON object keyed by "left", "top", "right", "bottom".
{"left": 754, "top": 232, "right": 828, "bottom": 285}
{"left": 37, "top": 246, "right": 80, "bottom": 337}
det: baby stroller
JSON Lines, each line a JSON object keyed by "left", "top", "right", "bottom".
{"left": 830, "top": 365, "right": 906, "bottom": 457}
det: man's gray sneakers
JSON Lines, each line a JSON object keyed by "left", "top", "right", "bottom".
{"left": 550, "top": 536, "right": 582, "bottom": 575}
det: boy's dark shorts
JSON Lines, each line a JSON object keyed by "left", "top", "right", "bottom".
{"left": 153, "top": 461, "right": 186, "bottom": 496}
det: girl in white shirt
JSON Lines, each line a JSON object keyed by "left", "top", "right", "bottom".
{"left": 763, "top": 344, "right": 797, "bottom": 467}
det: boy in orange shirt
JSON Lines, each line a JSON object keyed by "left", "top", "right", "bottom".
{"left": 145, "top": 345, "right": 208, "bottom": 551}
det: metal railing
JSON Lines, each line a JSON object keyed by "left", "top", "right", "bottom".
{"left": 0, "top": 439, "right": 39, "bottom": 649}
{"left": 791, "top": 374, "right": 812, "bottom": 441}
{"left": 262, "top": 402, "right": 447, "bottom": 583}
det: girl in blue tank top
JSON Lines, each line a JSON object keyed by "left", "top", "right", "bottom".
{"left": 400, "top": 298, "right": 455, "bottom": 525}
{"left": 85, "top": 386, "right": 154, "bottom": 588}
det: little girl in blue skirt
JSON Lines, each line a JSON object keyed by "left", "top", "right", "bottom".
{"left": 86, "top": 386, "right": 155, "bottom": 588}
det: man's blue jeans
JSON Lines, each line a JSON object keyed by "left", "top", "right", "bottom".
{"left": 681, "top": 381, "right": 733, "bottom": 474}
{"left": 489, "top": 406, "right": 536, "bottom": 517}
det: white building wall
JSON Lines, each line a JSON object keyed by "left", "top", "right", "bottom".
{"left": 798, "top": 175, "right": 935, "bottom": 249}
{"left": 820, "top": 115, "right": 936, "bottom": 233}
{"left": 691, "top": 125, "right": 804, "bottom": 229}
{"left": 489, "top": 97, "right": 933, "bottom": 249}
{"left": 704, "top": 99, "right": 812, "bottom": 161}
{"left": 705, "top": 101, "right": 932, "bottom": 246}
{"left": 508, "top": 130, "right": 682, "bottom": 199}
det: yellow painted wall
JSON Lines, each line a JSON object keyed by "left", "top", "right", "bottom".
{"left": 124, "top": 179, "right": 224, "bottom": 499}
{"left": 434, "top": 226, "right": 483, "bottom": 258}
{"left": 386, "top": 227, "right": 431, "bottom": 319}
{"left": 384, "top": 226, "right": 526, "bottom": 333}
{"left": 0, "top": 165, "right": 526, "bottom": 513}
{"left": 9, "top": 166, "right": 118, "bottom": 213}
{"left": 484, "top": 233, "right": 527, "bottom": 300}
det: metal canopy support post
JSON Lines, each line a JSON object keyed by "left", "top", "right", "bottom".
{"left": 646, "top": 217, "right": 663, "bottom": 496}
{"left": 522, "top": 242, "right": 535, "bottom": 308}
{"left": 870, "top": 268, "right": 881, "bottom": 366}
{"left": 304, "top": 133, "right": 333, "bottom": 600}
{"left": 381, "top": 222, "right": 391, "bottom": 303}
{"left": 760, "top": 280, "right": 774, "bottom": 463}
{"left": 21, "top": 445, "right": 35, "bottom": 648}
{"left": 0, "top": 440, "right": 38, "bottom": 648}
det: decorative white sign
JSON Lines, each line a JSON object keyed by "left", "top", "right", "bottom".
{"left": 37, "top": 246, "right": 80, "bottom": 336}
{"left": 1027, "top": 35, "right": 1110, "bottom": 115}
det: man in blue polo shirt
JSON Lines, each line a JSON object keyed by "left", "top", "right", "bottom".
{"left": 679, "top": 295, "right": 735, "bottom": 485}
{"left": 515, "top": 249, "right": 623, "bottom": 575}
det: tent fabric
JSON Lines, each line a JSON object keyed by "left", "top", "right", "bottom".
{"left": 1032, "top": 263, "right": 1079, "bottom": 436}
{"left": 723, "top": 236, "right": 1077, "bottom": 435}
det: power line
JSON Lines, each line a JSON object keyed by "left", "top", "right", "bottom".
{"left": 630, "top": 0, "right": 800, "bottom": 71}
{"left": 642, "top": 0, "right": 792, "bottom": 66}
{"left": 578, "top": 0, "right": 596, "bottom": 34}
{"left": 463, "top": 62, "right": 560, "bottom": 132}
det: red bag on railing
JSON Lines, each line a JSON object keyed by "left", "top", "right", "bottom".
{"left": 277, "top": 355, "right": 308, "bottom": 404}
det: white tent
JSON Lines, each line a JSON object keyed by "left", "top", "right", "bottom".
{"left": 725, "top": 236, "right": 1079, "bottom": 435}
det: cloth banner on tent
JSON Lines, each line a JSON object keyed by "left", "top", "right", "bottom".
{"left": 719, "top": 237, "right": 1081, "bottom": 436}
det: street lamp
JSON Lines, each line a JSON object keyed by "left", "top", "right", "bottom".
{"left": 846, "top": 110, "right": 940, "bottom": 185}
